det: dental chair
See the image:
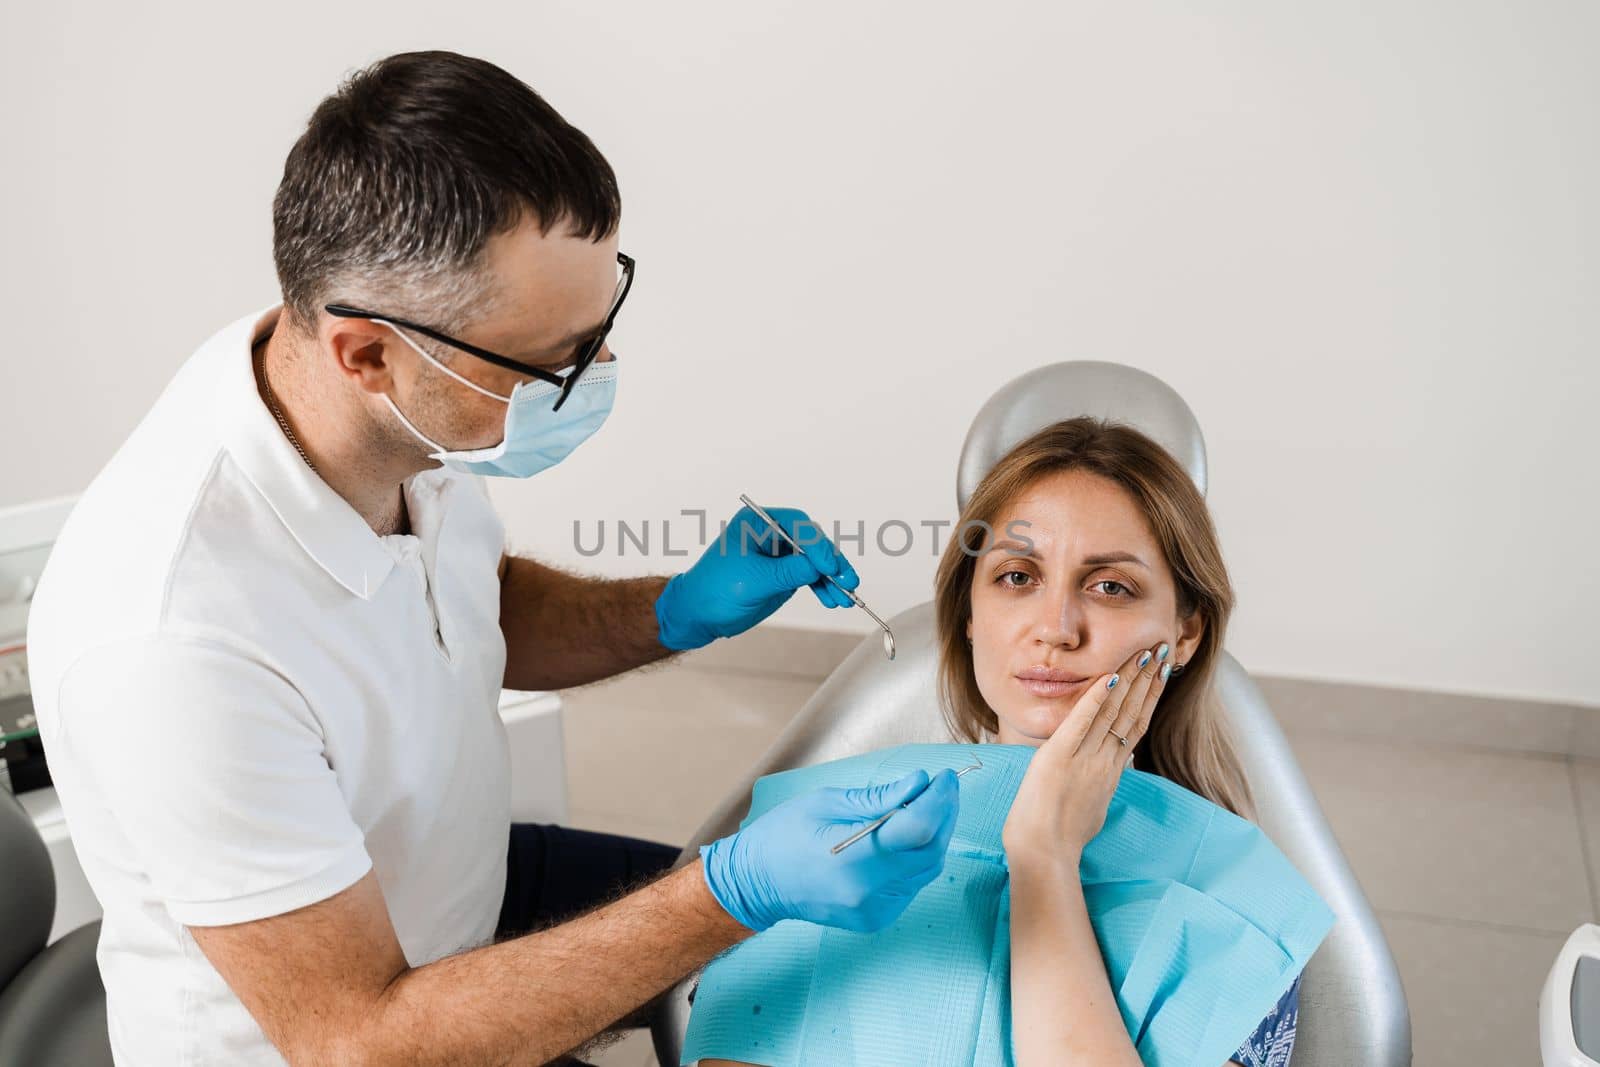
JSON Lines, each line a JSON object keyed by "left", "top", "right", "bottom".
{"left": 652, "top": 361, "right": 1412, "bottom": 1067}
{"left": 0, "top": 786, "right": 112, "bottom": 1067}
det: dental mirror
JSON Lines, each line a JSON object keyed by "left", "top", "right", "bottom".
{"left": 738, "top": 493, "right": 897, "bottom": 661}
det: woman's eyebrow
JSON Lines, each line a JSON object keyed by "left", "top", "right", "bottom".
{"left": 986, "top": 538, "right": 1035, "bottom": 557}
{"left": 1081, "top": 551, "right": 1149, "bottom": 569}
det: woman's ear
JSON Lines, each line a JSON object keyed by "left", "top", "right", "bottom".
{"left": 965, "top": 618, "right": 973, "bottom": 644}
{"left": 1174, "top": 610, "right": 1205, "bottom": 668}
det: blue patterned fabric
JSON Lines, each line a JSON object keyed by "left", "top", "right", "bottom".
{"left": 1231, "top": 972, "right": 1302, "bottom": 1066}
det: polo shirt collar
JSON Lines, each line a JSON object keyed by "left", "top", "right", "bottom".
{"left": 216, "top": 305, "right": 399, "bottom": 601}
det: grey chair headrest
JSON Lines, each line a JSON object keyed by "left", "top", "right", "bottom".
{"left": 955, "top": 361, "right": 1210, "bottom": 509}
{"left": 0, "top": 787, "right": 56, "bottom": 991}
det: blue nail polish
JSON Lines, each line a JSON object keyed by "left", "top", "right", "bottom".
{"left": 1160, "top": 663, "right": 1171, "bottom": 683}
{"left": 1157, "top": 643, "right": 1170, "bottom": 661}
{"left": 1107, "top": 674, "right": 1119, "bottom": 690}
{"left": 1137, "top": 650, "right": 1152, "bottom": 669}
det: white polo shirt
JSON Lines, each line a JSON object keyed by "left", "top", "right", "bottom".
{"left": 26, "top": 305, "right": 513, "bottom": 1065}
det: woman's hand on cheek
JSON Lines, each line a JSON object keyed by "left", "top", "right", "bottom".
{"left": 1001, "top": 641, "right": 1173, "bottom": 871}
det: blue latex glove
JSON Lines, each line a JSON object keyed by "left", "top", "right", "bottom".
{"left": 655, "top": 504, "right": 862, "bottom": 651}
{"left": 700, "top": 768, "right": 960, "bottom": 933}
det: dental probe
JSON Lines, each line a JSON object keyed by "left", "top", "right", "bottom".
{"left": 829, "top": 757, "right": 983, "bottom": 855}
{"left": 737, "top": 493, "right": 897, "bottom": 661}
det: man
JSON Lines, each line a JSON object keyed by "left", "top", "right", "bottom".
{"left": 26, "top": 51, "right": 960, "bottom": 1065}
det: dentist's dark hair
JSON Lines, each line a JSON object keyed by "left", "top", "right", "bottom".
{"left": 271, "top": 50, "right": 620, "bottom": 337}
{"left": 933, "top": 416, "right": 1253, "bottom": 819}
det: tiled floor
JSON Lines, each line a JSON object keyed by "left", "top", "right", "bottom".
{"left": 555, "top": 647, "right": 1589, "bottom": 1067}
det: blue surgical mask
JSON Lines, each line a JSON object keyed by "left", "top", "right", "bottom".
{"left": 378, "top": 321, "right": 617, "bottom": 479}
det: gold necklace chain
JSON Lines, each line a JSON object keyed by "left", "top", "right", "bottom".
{"left": 254, "top": 335, "right": 317, "bottom": 476}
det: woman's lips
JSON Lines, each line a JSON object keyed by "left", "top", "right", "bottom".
{"left": 1014, "top": 675, "right": 1091, "bottom": 699}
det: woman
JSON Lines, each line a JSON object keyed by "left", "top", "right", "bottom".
{"left": 699, "top": 416, "right": 1302, "bottom": 1066}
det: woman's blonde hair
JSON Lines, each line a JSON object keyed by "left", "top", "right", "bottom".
{"left": 934, "top": 417, "right": 1254, "bottom": 819}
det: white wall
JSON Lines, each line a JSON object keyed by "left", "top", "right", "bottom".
{"left": 3, "top": 2, "right": 1595, "bottom": 707}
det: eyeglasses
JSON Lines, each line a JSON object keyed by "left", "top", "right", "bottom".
{"left": 325, "top": 251, "right": 634, "bottom": 412}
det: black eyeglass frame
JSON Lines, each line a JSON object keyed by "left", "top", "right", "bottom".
{"left": 325, "top": 251, "right": 634, "bottom": 412}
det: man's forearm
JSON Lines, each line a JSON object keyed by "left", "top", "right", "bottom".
{"left": 499, "top": 553, "right": 677, "bottom": 690}
{"left": 1009, "top": 855, "right": 1141, "bottom": 1067}
{"left": 350, "top": 859, "right": 747, "bottom": 1066}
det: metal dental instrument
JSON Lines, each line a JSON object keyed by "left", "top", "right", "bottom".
{"left": 738, "top": 493, "right": 897, "bottom": 660}
{"left": 829, "top": 756, "right": 984, "bottom": 855}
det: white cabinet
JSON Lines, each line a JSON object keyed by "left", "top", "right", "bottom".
{"left": 497, "top": 688, "right": 569, "bottom": 824}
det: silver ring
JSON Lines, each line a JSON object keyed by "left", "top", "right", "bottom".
{"left": 1108, "top": 729, "right": 1128, "bottom": 746}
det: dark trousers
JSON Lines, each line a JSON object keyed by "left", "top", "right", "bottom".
{"left": 495, "top": 822, "right": 684, "bottom": 1066}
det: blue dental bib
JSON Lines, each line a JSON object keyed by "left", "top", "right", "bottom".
{"left": 682, "top": 743, "right": 1334, "bottom": 1067}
